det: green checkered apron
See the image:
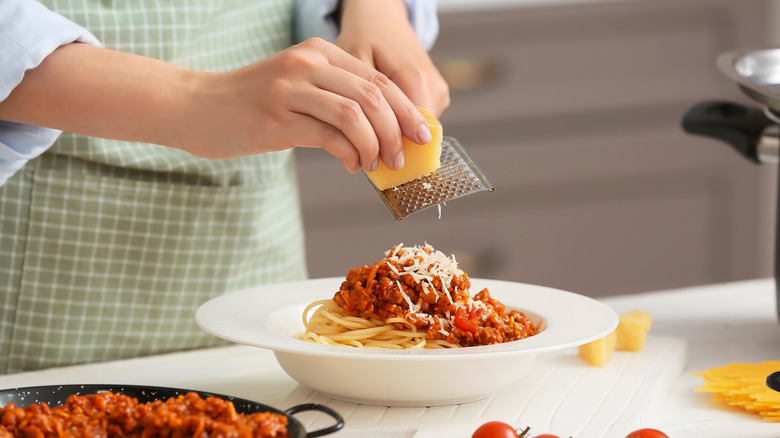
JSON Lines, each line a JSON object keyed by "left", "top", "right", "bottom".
{"left": 0, "top": 0, "right": 307, "bottom": 374}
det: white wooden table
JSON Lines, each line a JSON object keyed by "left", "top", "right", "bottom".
{"left": 1, "top": 279, "right": 778, "bottom": 437}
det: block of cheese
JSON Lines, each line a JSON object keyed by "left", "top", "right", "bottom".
{"left": 578, "top": 310, "right": 654, "bottom": 367}
{"left": 578, "top": 330, "right": 617, "bottom": 367}
{"left": 615, "top": 310, "right": 653, "bottom": 352}
{"left": 366, "top": 107, "right": 443, "bottom": 190}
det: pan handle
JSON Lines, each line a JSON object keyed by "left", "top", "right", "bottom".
{"left": 284, "top": 403, "right": 344, "bottom": 437}
{"left": 681, "top": 100, "right": 774, "bottom": 163}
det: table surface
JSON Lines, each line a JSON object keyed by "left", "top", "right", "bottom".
{"left": 1, "top": 278, "right": 779, "bottom": 437}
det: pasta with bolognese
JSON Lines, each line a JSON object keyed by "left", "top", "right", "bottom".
{"left": 296, "top": 244, "right": 537, "bottom": 349}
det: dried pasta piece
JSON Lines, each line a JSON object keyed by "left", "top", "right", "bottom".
{"left": 694, "top": 361, "right": 780, "bottom": 422}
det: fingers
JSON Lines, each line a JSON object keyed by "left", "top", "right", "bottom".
{"left": 356, "top": 64, "right": 434, "bottom": 149}
{"left": 243, "top": 38, "right": 433, "bottom": 173}
{"left": 339, "top": 32, "right": 450, "bottom": 119}
{"left": 333, "top": 0, "right": 451, "bottom": 135}
{"left": 301, "top": 62, "right": 396, "bottom": 173}
{"left": 389, "top": 66, "right": 451, "bottom": 119}
{"left": 287, "top": 112, "right": 365, "bottom": 174}
{"left": 304, "top": 39, "right": 430, "bottom": 170}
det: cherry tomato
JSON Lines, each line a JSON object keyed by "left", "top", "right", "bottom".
{"left": 625, "top": 428, "right": 668, "bottom": 438}
{"left": 454, "top": 307, "right": 479, "bottom": 334}
{"left": 534, "top": 434, "right": 560, "bottom": 438}
{"left": 471, "top": 421, "right": 518, "bottom": 438}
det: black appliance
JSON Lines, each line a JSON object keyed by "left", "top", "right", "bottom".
{"left": 682, "top": 48, "right": 780, "bottom": 320}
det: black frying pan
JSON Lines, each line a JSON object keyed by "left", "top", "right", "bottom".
{"left": 0, "top": 384, "right": 343, "bottom": 438}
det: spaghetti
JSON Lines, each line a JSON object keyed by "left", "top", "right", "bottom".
{"left": 296, "top": 244, "right": 537, "bottom": 349}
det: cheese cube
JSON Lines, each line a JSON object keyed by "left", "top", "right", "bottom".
{"left": 578, "top": 330, "right": 617, "bottom": 367}
{"left": 615, "top": 310, "right": 653, "bottom": 352}
{"left": 366, "top": 107, "right": 443, "bottom": 190}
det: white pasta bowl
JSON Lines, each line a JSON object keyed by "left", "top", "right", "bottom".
{"left": 195, "top": 277, "right": 618, "bottom": 407}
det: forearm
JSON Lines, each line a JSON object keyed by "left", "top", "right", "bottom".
{"left": 0, "top": 42, "right": 202, "bottom": 149}
{"left": 340, "top": 0, "right": 409, "bottom": 29}
{"left": 292, "top": 0, "right": 439, "bottom": 50}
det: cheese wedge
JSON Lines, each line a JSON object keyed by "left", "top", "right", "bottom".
{"left": 615, "top": 310, "right": 653, "bottom": 352}
{"left": 578, "top": 330, "right": 617, "bottom": 367}
{"left": 366, "top": 107, "right": 443, "bottom": 190}
{"left": 579, "top": 310, "right": 654, "bottom": 367}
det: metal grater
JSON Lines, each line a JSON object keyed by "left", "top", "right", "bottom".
{"left": 366, "top": 136, "right": 494, "bottom": 221}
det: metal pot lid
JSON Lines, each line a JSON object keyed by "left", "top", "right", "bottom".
{"left": 718, "top": 48, "right": 780, "bottom": 112}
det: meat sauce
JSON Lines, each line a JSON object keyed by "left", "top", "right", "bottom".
{"left": 333, "top": 244, "right": 537, "bottom": 347}
{"left": 0, "top": 392, "right": 288, "bottom": 438}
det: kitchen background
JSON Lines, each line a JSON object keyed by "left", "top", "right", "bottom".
{"left": 295, "top": 0, "right": 780, "bottom": 298}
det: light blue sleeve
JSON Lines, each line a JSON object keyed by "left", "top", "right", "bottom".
{"left": 292, "top": 0, "right": 439, "bottom": 51}
{"left": 0, "top": 0, "right": 100, "bottom": 186}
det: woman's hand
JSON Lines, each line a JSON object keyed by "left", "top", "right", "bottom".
{"left": 0, "top": 38, "right": 432, "bottom": 174}
{"left": 191, "top": 38, "right": 431, "bottom": 173}
{"left": 336, "top": 0, "right": 450, "bottom": 118}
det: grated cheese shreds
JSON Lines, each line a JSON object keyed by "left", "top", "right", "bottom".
{"left": 385, "top": 244, "right": 465, "bottom": 296}
{"left": 441, "top": 281, "right": 454, "bottom": 305}
{"left": 387, "top": 263, "right": 400, "bottom": 276}
{"left": 396, "top": 280, "right": 420, "bottom": 313}
{"left": 382, "top": 243, "right": 490, "bottom": 329}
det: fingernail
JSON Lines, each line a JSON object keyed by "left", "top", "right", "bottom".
{"left": 393, "top": 152, "right": 405, "bottom": 170}
{"left": 368, "top": 158, "right": 379, "bottom": 172}
{"left": 418, "top": 123, "right": 432, "bottom": 144}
